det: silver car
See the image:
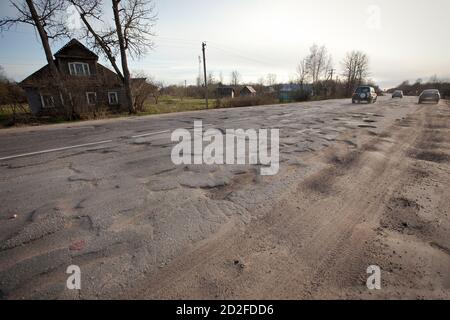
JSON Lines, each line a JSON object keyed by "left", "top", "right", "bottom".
{"left": 392, "top": 90, "right": 404, "bottom": 98}
{"left": 419, "top": 89, "right": 440, "bottom": 104}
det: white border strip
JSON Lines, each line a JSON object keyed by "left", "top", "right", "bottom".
{"left": 0, "top": 140, "right": 113, "bottom": 161}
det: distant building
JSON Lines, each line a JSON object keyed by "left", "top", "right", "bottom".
{"left": 20, "top": 39, "right": 126, "bottom": 114}
{"left": 240, "top": 85, "right": 257, "bottom": 97}
{"left": 217, "top": 86, "right": 235, "bottom": 98}
{"left": 267, "top": 86, "right": 276, "bottom": 94}
{"left": 279, "top": 83, "right": 313, "bottom": 102}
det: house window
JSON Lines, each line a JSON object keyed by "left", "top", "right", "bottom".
{"left": 86, "top": 92, "right": 97, "bottom": 105}
{"left": 40, "top": 94, "right": 55, "bottom": 108}
{"left": 69, "top": 62, "right": 90, "bottom": 76}
{"left": 108, "top": 92, "right": 119, "bottom": 105}
{"left": 60, "top": 93, "right": 73, "bottom": 106}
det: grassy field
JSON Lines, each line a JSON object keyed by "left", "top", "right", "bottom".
{"left": 139, "top": 96, "right": 208, "bottom": 115}
{"left": 0, "top": 96, "right": 209, "bottom": 129}
{"left": 0, "top": 104, "right": 70, "bottom": 129}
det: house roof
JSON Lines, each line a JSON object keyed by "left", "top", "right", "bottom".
{"left": 131, "top": 78, "right": 147, "bottom": 84}
{"left": 54, "top": 39, "right": 98, "bottom": 59}
{"left": 20, "top": 64, "right": 54, "bottom": 87}
{"left": 241, "top": 85, "right": 256, "bottom": 93}
{"left": 20, "top": 60, "right": 122, "bottom": 88}
{"left": 20, "top": 39, "right": 120, "bottom": 87}
{"left": 19, "top": 63, "right": 122, "bottom": 87}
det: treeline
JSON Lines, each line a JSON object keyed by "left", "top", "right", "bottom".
{"left": 168, "top": 44, "right": 382, "bottom": 103}
{"left": 0, "top": 66, "right": 28, "bottom": 124}
{"left": 390, "top": 79, "right": 450, "bottom": 98}
{"left": 294, "top": 45, "right": 382, "bottom": 100}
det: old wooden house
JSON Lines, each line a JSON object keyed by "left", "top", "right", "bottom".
{"left": 20, "top": 39, "right": 126, "bottom": 114}
{"left": 217, "top": 86, "right": 235, "bottom": 99}
{"left": 240, "top": 86, "right": 257, "bottom": 97}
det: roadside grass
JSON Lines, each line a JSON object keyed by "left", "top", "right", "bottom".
{"left": 140, "top": 96, "right": 208, "bottom": 115}
{"left": 0, "top": 96, "right": 209, "bottom": 129}
{"left": 0, "top": 104, "right": 29, "bottom": 128}
{"left": 0, "top": 104, "right": 73, "bottom": 129}
{"left": 0, "top": 94, "right": 315, "bottom": 129}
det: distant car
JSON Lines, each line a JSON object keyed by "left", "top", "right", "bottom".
{"left": 352, "top": 86, "right": 378, "bottom": 104}
{"left": 392, "top": 90, "right": 404, "bottom": 98}
{"left": 419, "top": 89, "right": 440, "bottom": 104}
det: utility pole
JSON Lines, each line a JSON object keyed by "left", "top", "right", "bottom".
{"left": 328, "top": 69, "right": 336, "bottom": 81}
{"left": 326, "top": 69, "right": 336, "bottom": 97}
{"left": 202, "top": 42, "right": 208, "bottom": 109}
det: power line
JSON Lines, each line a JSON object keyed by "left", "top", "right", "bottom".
{"left": 207, "top": 41, "right": 276, "bottom": 64}
{"left": 157, "top": 36, "right": 284, "bottom": 68}
{"left": 156, "top": 36, "right": 200, "bottom": 45}
{"left": 208, "top": 44, "right": 266, "bottom": 65}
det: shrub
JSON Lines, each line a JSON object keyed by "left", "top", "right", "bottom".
{"left": 215, "top": 94, "right": 277, "bottom": 109}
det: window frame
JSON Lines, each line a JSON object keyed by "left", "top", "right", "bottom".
{"left": 40, "top": 94, "right": 55, "bottom": 109}
{"left": 86, "top": 92, "right": 97, "bottom": 106}
{"left": 60, "top": 93, "right": 73, "bottom": 106}
{"left": 108, "top": 91, "right": 119, "bottom": 105}
{"left": 69, "top": 62, "right": 91, "bottom": 76}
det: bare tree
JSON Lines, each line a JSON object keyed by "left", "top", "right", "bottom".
{"left": 69, "top": 0, "right": 157, "bottom": 114}
{"left": 0, "top": 0, "right": 75, "bottom": 117}
{"left": 196, "top": 76, "right": 202, "bottom": 87}
{"left": 207, "top": 72, "right": 216, "bottom": 86}
{"left": 231, "top": 70, "right": 241, "bottom": 86}
{"left": 324, "top": 56, "right": 334, "bottom": 80}
{"left": 429, "top": 75, "right": 439, "bottom": 84}
{"left": 305, "top": 44, "right": 331, "bottom": 84}
{"left": 68, "top": 0, "right": 122, "bottom": 77}
{"left": 296, "top": 58, "right": 309, "bottom": 85}
{"left": 151, "top": 79, "right": 163, "bottom": 104}
{"left": 266, "top": 73, "right": 277, "bottom": 86}
{"left": 341, "top": 50, "right": 369, "bottom": 95}
{"left": 257, "top": 77, "right": 265, "bottom": 87}
{"left": 130, "top": 75, "right": 159, "bottom": 112}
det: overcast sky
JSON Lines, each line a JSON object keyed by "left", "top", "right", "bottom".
{"left": 1, "top": 0, "right": 449, "bottom": 88}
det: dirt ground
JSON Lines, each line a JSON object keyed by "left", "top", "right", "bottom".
{"left": 123, "top": 101, "right": 450, "bottom": 300}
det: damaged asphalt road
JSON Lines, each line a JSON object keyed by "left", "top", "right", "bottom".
{"left": 0, "top": 96, "right": 449, "bottom": 299}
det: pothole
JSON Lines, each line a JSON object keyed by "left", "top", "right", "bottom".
{"left": 409, "top": 151, "right": 450, "bottom": 163}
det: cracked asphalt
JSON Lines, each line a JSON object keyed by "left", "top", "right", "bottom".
{"left": 1, "top": 96, "right": 449, "bottom": 299}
